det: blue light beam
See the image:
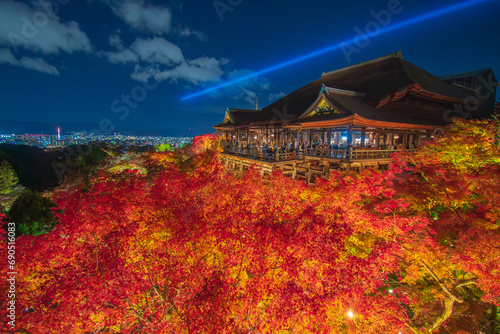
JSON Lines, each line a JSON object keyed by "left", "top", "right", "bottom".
{"left": 180, "top": 0, "right": 490, "bottom": 101}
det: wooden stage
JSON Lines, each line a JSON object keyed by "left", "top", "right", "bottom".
{"left": 220, "top": 148, "right": 402, "bottom": 184}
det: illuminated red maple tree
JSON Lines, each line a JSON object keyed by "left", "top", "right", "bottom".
{"left": 1, "top": 120, "right": 499, "bottom": 333}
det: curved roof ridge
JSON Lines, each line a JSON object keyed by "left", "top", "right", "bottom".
{"left": 438, "top": 68, "right": 494, "bottom": 81}
{"left": 322, "top": 85, "right": 366, "bottom": 98}
{"left": 227, "top": 107, "right": 260, "bottom": 113}
{"left": 398, "top": 58, "right": 470, "bottom": 100}
{"left": 321, "top": 51, "right": 402, "bottom": 78}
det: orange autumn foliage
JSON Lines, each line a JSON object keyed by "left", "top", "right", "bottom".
{"left": 1, "top": 119, "right": 499, "bottom": 333}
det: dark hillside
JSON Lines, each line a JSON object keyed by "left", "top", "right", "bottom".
{"left": 0, "top": 144, "right": 64, "bottom": 191}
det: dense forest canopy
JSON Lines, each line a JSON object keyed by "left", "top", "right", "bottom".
{"left": 1, "top": 118, "right": 499, "bottom": 333}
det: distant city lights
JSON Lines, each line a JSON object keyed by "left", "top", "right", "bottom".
{"left": 0, "top": 132, "right": 192, "bottom": 150}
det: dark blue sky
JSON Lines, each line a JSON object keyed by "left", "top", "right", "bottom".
{"left": 1, "top": 0, "right": 499, "bottom": 135}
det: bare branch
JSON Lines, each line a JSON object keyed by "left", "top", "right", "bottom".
{"left": 428, "top": 298, "right": 455, "bottom": 332}
{"left": 421, "top": 261, "right": 463, "bottom": 303}
{"left": 455, "top": 278, "right": 477, "bottom": 289}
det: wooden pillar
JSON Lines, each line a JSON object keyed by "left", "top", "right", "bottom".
{"left": 347, "top": 127, "right": 353, "bottom": 145}
{"left": 266, "top": 127, "right": 269, "bottom": 144}
{"left": 415, "top": 132, "right": 422, "bottom": 146}
{"left": 327, "top": 129, "right": 332, "bottom": 147}
{"left": 360, "top": 127, "right": 366, "bottom": 148}
{"left": 375, "top": 130, "right": 381, "bottom": 146}
{"left": 402, "top": 130, "right": 408, "bottom": 148}
{"left": 308, "top": 129, "right": 313, "bottom": 145}
{"left": 236, "top": 130, "right": 239, "bottom": 145}
{"left": 246, "top": 128, "right": 250, "bottom": 146}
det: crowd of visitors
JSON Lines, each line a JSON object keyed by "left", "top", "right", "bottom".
{"left": 223, "top": 140, "right": 416, "bottom": 156}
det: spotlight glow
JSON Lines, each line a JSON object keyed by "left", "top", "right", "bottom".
{"left": 180, "top": 0, "right": 490, "bottom": 101}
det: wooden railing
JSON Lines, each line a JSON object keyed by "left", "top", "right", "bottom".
{"left": 223, "top": 146, "right": 298, "bottom": 161}
{"left": 303, "top": 148, "right": 404, "bottom": 159}
{"left": 222, "top": 145, "right": 413, "bottom": 161}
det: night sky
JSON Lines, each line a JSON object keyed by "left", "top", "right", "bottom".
{"left": 1, "top": 0, "right": 499, "bottom": 136}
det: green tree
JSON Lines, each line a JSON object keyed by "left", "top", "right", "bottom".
{"left": 0, "top": 160, "right": 19, "bottom": 194}
{"left": 78, "top": 147, "right": 108, "bottom": 167}
{"left": 155, "top": 143, "right": 171, "bottom": 152}
{"left": 8, "top": 189, "right": 57, "bottom": 236}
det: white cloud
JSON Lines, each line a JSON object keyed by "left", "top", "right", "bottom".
{"left": 95, "top": 1, "right": 227, "bottom": 87}
{"left": 102, "top": 35, "right": 226, "bottom": 85}
{"left": 19, "top": 56, "right": 59, "bottom": 75}
{"left": 0, "top": 48, "right": 19, "bottom": 65}
{"left": 93, "top": 3, "right": 274, "bottom": 100}
{"left": 103, "top": 37, "right": 184, "bottom": 66}
{"left": 99, "top": 0, "right": 172, "bottom": 35}
{"left": 130, "top": 37, "right": 183, "bottom": 65}
{"left": 269, "top": 91, "right": 287, "bottom": 101}
{"left": 105, "top": 48, "right": 139, "bottom": 64}
{"left": 100, "top": 1, "right": 207, "bottom": 41}
{"left": 154, "top": 57, "right": 225, "bottom": 84}
{"left": 109, "top": 31, "right": 124, "bottom": 50}
{"left": 126, "top": 56, "right": 226, "bottom": 85}
{"left": 178, "top": 27, "right": 208, "bottom": 42}
{"left": 129, "top": 64, "right": 158, "bottom": 82}
{"left": 0, "top": 48, "right": 59, "bottom": 75}
{"left": 101, "top": 34, "right": 278, "bottom": 104}
{"left": 0, "top": 0, "right": 92, "bottom": 54}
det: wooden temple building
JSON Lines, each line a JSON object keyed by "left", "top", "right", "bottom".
{"left": 214, "top": 52, "right": 498, "bottom": 183}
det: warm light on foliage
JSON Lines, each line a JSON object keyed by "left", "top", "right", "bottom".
{"left": 1, "top": 120, "right": 499, "bottom": 333}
